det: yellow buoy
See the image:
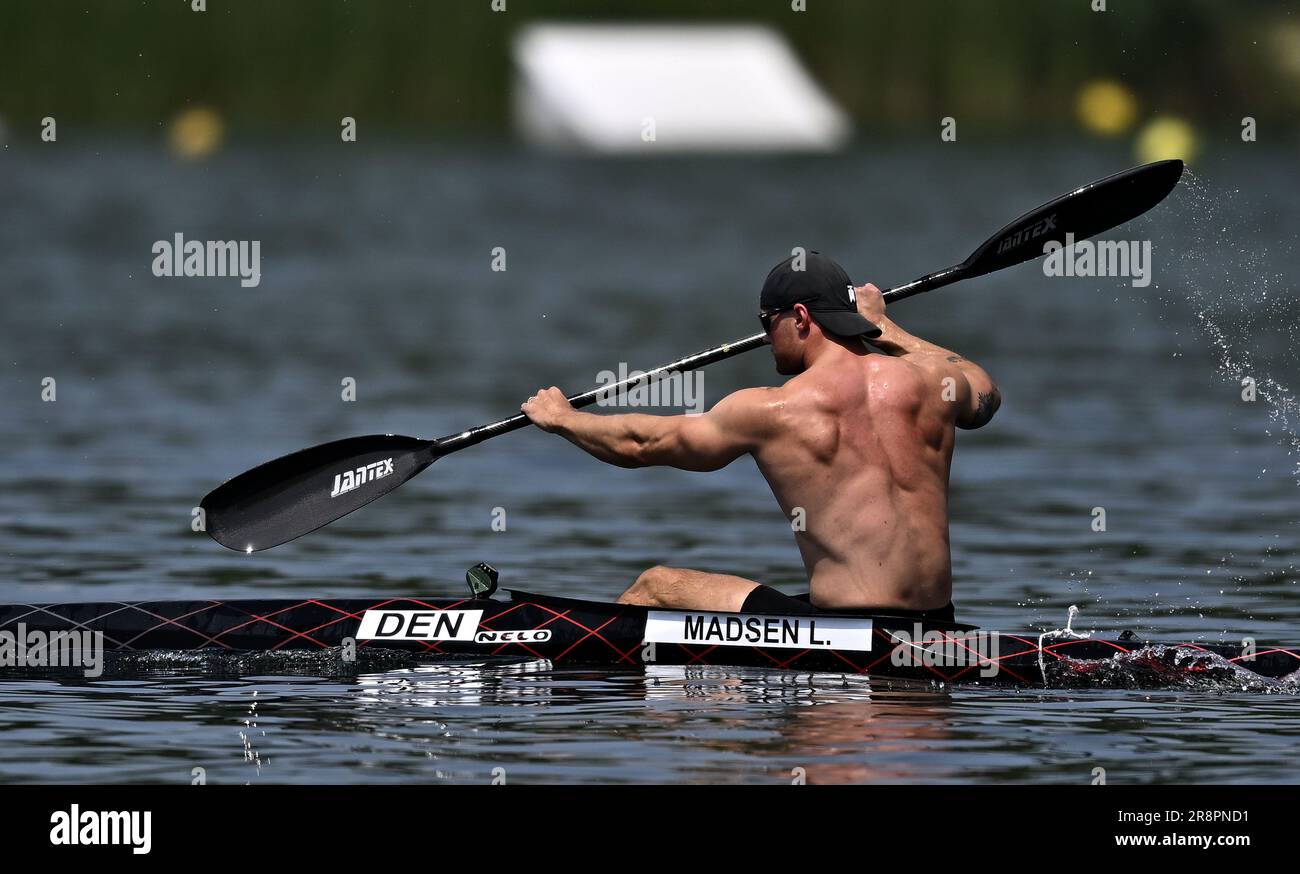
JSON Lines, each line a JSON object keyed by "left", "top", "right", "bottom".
{"left": 1076, "top": 80, "right": 1138, "bottom": 137}
{"left": 1135, "top": 116, "right": 1199, "bottom": 165}
{"left": 168, "top": 107, "right": 225, "bottom": 160}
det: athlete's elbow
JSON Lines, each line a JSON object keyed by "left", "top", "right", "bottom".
{"left": 619, "top": 434, "right": 661, "bottom": 468}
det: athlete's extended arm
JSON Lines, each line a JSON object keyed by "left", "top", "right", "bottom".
{"left": 855, "top": 283, "right": 1001, "bottom": 429}
{"left": 521, "top": 387, "right": 773, "bottom": 471}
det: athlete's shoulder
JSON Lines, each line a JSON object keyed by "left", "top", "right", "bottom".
{"left": 708, "top": 385, "right": 790, "bottom": 438}
{"left": 867, "top": 351, "right": 941, "bottom": 389}
{"left": 713, "top": 385, "right": 785, "bottom": 415}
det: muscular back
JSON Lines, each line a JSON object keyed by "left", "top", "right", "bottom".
{"left": 527, "top": 304, "right": 997, "bottom": 610}
{"left": 752, "top": 352, "right": 959, "bottom": 610}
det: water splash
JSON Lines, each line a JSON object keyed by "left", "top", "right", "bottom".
{"left": 1044, "top": 643, "right": 1300, "bottom": 692}
{"left": 1162, "top": 170, "right": 1300, "bottom": 484}
{"left": 1193, "top": 310, "right": 1300, "bottom": 483}
{"left": 239, "top": 690, "right": 266, "bottom": 779}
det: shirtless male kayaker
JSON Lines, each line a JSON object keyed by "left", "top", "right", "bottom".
{"left": 521, "top": 252, "right": 1000, "bottom": 619}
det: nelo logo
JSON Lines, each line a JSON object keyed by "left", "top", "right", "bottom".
{"left": 331, "top": 458, "right": 395, "bottom": 498}
{"left": 475, "top": 629, "right": 552, "bottom": 643}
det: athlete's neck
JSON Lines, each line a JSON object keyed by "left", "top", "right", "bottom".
{"left": 802, "top": 330, "right": 870, "bottom": 369}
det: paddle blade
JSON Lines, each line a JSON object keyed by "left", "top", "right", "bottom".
{"left": 961, "top": 159, "right": 1184, "bottom": 279}
{"left": 200, "top": 434, "right": 436, "bottom": 552}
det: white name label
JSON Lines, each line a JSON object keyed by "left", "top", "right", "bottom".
{"left": 357, "top": 610, "right": 483, "bottom": 641}
{"left": 644, "top": 611, "right": 872, "bottom": 651}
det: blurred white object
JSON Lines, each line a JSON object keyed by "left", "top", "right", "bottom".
{"left": 513, "top": 23, "right": 851, "bottom": 153}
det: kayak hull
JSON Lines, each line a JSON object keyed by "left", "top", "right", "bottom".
{"left": 2, "top": 590, "right": 1297, "bottom": 685}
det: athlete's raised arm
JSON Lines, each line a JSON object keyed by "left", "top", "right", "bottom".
{"left": 854, "top": 282, "right": 1001, "bottom": 429}
{"left": 521, "top": 386, "right": 775, "bottom": 471}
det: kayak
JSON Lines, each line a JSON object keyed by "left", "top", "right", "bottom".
{"left": 2, "top": 587, "right": 1296, "bottom": 686}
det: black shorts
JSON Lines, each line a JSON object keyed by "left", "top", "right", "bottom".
{"left": 740, "top": 584, "right": 957, "bottom": 623}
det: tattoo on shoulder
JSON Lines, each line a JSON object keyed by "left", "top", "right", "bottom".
{"left": 947, "top": 354, "right": 965, "bottom": 363}
{"left": 972, "top": 388, "right": 1002, "bottom": 426}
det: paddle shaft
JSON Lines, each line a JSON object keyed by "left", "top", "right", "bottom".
{"left": 436, "top": 159, "right": 1186, "bottom": 455}
{"left": 432, "top": 278, "right": 943, "bottom": 455}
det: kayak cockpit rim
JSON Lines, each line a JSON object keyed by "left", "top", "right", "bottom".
{"left": 503, "top": 589, "right": 979, "bottom": 631}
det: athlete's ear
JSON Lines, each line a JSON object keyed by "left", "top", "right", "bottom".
{"left": 793, "top": 303, "right": 813, "bottom": 333}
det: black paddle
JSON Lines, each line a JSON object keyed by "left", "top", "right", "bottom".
{"left": 201, "top": 159, "right": 1184, "bottom": 552}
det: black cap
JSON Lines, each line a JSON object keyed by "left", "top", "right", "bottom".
{"left": 759, "top": 252, "right": 881, "bottom": 339}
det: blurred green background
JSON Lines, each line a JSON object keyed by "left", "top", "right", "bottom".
{"left": 2, "top": 0, "right": 1296, "bottom": 139}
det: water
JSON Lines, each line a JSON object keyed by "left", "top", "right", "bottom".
{"left": 2, "top": 666, "right": 1295, "bottom": 784}
{"left": 2, "top": 140, "right": 1298, "bottom": 783}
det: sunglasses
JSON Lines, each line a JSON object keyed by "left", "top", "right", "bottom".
{"left": 758, "top": 297, "right": 815, "bottom": 333}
